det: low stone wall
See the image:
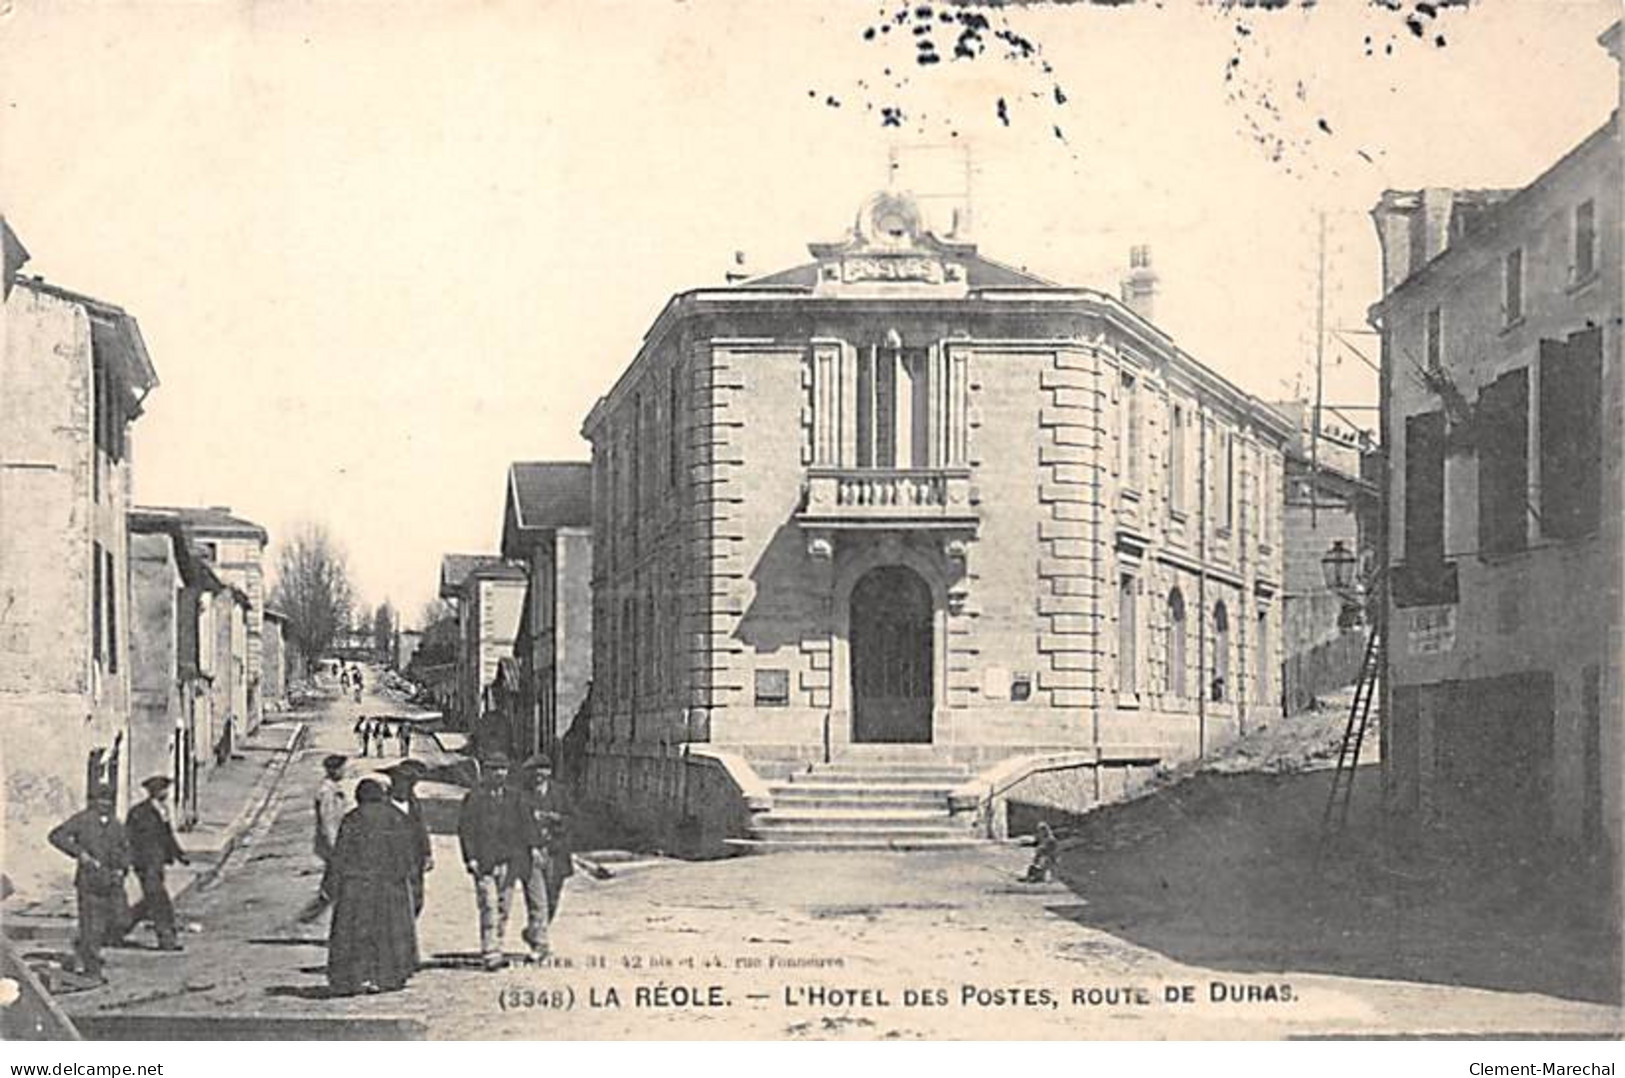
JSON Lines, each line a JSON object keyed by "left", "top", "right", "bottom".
{"left": 950, "top": 748, "right": 1165, "bottom": 840}
{"left": 580, "top": 743, "right": 768, "bottom": 858}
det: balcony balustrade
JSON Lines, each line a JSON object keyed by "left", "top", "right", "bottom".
{"left": 797, "top": 467, "right": 978, "bottom": 528}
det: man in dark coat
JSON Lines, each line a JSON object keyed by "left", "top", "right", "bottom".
{"left": 512, "top": 756, "right": 573, "bottom": 960}
{"left": 322, "top": 778, "right": 419, "bottom": 995}
{"left": 457, "top": 753, "right": 523, "bottom": 971}
{"left": 122, "top": 775, "right": 189, "bottom": 950}
{"left": 386, "top": 763, "right": 433, "bottom": 917}
{"left": 47, "top": 786, "right": 131, "bottom": 980}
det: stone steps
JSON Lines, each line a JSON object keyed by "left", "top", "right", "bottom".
{"left": 746, "top": 759, "right": 983, "bottom": 853}
{"left": 727, "top": 835, "right": 985, "bottom": 853}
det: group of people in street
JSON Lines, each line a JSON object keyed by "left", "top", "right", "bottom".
{"left": 338, "top": 664, "right": 364, "bottom": 702}
{"left": 304, "top": 746, "right": 572, "bottom": 995}
{"left": 354, "top": 716, "right": 412, "bottom": 758}
{"left": 46, "top": 694, "right": 575, "bottom": 997}
{"left": 47, "top": 774, "right": 190, "bottom": 983}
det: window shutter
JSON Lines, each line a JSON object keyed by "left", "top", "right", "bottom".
{"left": 1476, "top": 368, "right": 1528, "bottom": 556}
{"left": 1404, "top": 411, "right": 1447, "bottom": 565}
{"left": 1540, "top": 328, "right": 1603, "bottom": 540}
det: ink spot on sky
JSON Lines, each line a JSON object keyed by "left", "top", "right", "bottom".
{"left": 996, "top": 97, "right": 1010, "bottom": 126}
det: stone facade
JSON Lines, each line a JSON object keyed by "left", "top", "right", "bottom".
{"left": 1371, "top": 34, "right": 1621, "bottom": 865}
{"left": 579, "top": 193, "right": 1292, "bottom": 840}
{"left": 262, "top": 609, "right": 288, "bottom": 713}
{"left": 440, "top": 554, "right": 526, "bottom": 729}
{"left": 137, "top": 508, "right": 269, "bottom": 733}
{"left": 0, "top": 274, "right": 157, "bottom": 898}
{"left": 501, "top": 462, "right": 594, "bottom": 761}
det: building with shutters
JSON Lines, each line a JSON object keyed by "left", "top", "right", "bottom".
{"left": 579, "top": 192, "right": 1292, "bottom": 845}
{"left": 1370, "top": 22, "right": 1621, "bottom": 866}
{"left": 0, "top": 254, "right": 160, "bottom": 897}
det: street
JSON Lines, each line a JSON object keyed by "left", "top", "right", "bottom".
{"left": 53, "top": 668, "right": 1621, "bottom": 1040}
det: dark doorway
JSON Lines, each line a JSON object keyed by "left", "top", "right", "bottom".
{"left": 850, "top": 565, "right": 933, "bottom": 743}
{"left": 1433, "top": 671, "right": 1554, "bottom": 850}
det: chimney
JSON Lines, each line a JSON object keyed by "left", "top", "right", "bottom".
{"left": 1418, "top": 187, "right": 1456, "bottom": 266}
{"left": 1120, "top": 245, "right": 1158, "bottom": 322}
{"left": 1371, "top": 191, "right": 1418, "bottom": 296}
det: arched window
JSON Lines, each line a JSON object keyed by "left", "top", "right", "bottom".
{"left": 1118, "top": 573, "right": 1138, "bottom": 697}
{"left": 1165, "top": 588, "right": 1187, "bottom": 698}
{"left": 1256, "top": 607, "right": 1271, "bottom": 711}
{"left": 1212, "top": 601, "right": 1230, "bottom": 703}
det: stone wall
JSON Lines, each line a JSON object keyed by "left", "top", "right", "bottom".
{"left": 0, "top": 285, "right": 135, "bottom": 899}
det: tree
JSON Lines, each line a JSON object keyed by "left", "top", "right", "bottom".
{"left": 269, "top": 522, "right": 355, "bottom": 673}
{"left": 372, "top": 600, "right": 396, "bottom": 666}
{"left": 418, "top": 598, "right": 454, "bottom": 631}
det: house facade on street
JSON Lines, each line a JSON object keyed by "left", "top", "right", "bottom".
{"left": 439, "top": 553, "right": 526, "bottom": 733}
{"left": 1270, "top": 401, "right": 1381, "bottom": 714}
{"left": 138, "top": 506, "right": 269, "bottom": 734}
{"left": 580, "top": 193, "right": 1292, "bottom": 842}
{"left": 0, "top": 262, "right": 159, "bottom": 896}
{"left": 500, "top": 461, "right": 594, "bottom": 763}
{"left": 1370, "top": 23, "right": 1622, "bottom": 866}
{"left": 262, "top": 607, "right": 289, "bottom": 713}
{"left": 396, "top": 628, "right": 423, "bottom": 672}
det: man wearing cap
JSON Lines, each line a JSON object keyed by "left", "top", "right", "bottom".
{"left": 298, "top": 754, "right": 349, "bottom": 923}
{"left": 513, "top": 755, "right": 573, "bottom": 961}
{"left": 456, "top": 752, "right": 523, "bottom": 970}
{"left": 123, "top": 775, "right": 189, "bottom": 951}
{"left": 47, "top": 787, "right": 132, "bottom": 980}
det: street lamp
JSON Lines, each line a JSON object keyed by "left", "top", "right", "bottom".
{"left": 1320, "top": 539, "right": 1358, "bottom": 595}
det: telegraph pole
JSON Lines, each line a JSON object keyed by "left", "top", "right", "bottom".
{"left": 1311, "top": 209, "right": 1327, "bottom": 529}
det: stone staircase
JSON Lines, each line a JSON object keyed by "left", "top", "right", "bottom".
{"left": 741, "top": 759, "right": 984, "bottom": 852}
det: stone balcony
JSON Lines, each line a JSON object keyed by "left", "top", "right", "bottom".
{"left": 796, "top": 467, "right": 979, "bottom": 530}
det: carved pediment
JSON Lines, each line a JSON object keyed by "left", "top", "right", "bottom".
{"left": 809, "top": 191, "right": 976, "bottom": 296}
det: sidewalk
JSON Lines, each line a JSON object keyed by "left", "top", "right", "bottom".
{"left": 171, "top": 717, "right": 309, "bottom": 901}
{"left": 2, "top": 717, "right": 308, "bottom": 949}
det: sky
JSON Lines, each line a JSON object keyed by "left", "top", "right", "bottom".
{"left": 2, "top": 0, "right": 1618, "bottom": 623}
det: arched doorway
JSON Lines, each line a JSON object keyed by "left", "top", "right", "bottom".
{"left": 849, "top": 565, "right": 934, "bottom": 743}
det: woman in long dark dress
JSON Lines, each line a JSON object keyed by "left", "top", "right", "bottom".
{"left": 322, "top": 778, "right": 419, "bottom": 995}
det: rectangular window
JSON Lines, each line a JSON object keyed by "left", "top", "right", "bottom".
{"left": 1404, "top": 411, "right": 1447, "bottom": 565}
{"left": 668, "top": 369, "right": 681, "bottom": 488}
{"left": 1539, "top": 327, "right": 1603, "bottom": 540}
{"left": 1503, "top": 248, "right": 1523, "bottom": 325}
{"left": 92, "top": 540, "right": 104, "bottom": 665}
{"left": 875, "top": 350, "right": 896, "bottom": 468}
{"left": 1575, "top": 200, "right": 1597, "bottom": 282}
{"left": 1118, "top": 372, "right": 1142, "bottom": 489}
{"left": 92, "top": 354, "right": 105, "bottom": 504}
{"left": 1118, "top": 573, "right": 1137, "bottom": 697}
{"left": 1169, "top": 404, "right": 1187, "bottom": 513}
{"left": 1476, "top": 367, "right": 1528, "bottom": 556}
{"left": 854, "top": 345, "right": 928, "bottom": 469}
{"left": 1215, "top": 430, "right": 1233, "bottom": 530}
{"left": 105, "top": 547, "right": 118, "bottom": 675}
{"left": 754, "top": 668, "right": 789, "bottom": 708}
{"left": 1425, "top": 307, "right": 1442, "bottom": 371}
